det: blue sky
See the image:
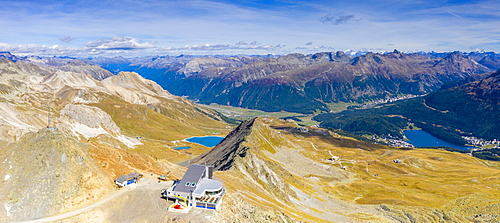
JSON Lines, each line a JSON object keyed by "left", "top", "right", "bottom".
{"left": 0, "top": 0, "right": 499, "bottom": 57}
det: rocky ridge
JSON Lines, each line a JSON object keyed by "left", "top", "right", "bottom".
{"left": 192, "top": 117, "right": 256, "bottom": 171}
{"left": 194, "top": 117, "right": 500, "bottom": 222}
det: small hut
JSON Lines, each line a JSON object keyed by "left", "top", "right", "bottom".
{"left": 115, "top": 172, "right": 143, "bottom": 187}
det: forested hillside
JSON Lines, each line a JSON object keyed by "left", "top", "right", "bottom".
{"left": 314, "top": 69, "right": 500, "bottom": 146}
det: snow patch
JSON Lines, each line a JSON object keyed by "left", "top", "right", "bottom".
{"left": 116, "top": 135, "right": 142, "bottom": 148}
{"left": 4, "top": 203, "right": 12, "bottom": 217}
{"left": 4, "top": 175, "right": 10, "bottom": 181}
{"left": 69, "top": 123, "right": 108, "bottom": 139}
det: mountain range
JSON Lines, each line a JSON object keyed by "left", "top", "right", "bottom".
{"left": 2, "top": 52, "right": 500, "bottom": 222}
{"left": 87, "top": 50, "right": 500, "bottom": 114}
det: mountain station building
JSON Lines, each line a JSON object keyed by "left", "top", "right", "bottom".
{"left": 162, "top": 164, "right": 225, "bottom": 210}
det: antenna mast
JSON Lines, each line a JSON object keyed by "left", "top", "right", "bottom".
{"left": 47, "top": 103, "right": 56, "bottom": 130}
{"left": 47, "top": 104, "right": 52, "bottom": 128}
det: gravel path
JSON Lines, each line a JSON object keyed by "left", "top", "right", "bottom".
{"left": 13, "top": 178, "right": 178, "bottom": 222}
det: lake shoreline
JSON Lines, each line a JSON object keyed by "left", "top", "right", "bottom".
{"left": 404, "top": 130, "right": 475, "bottom": 151}
{"left": 183, "top": 136, "right": 225, "bottom": 148}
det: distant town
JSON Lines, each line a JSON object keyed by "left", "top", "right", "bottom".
{"left": 347, "top": 94, "right": 423, "bottom": 110}
{"left": 370, "top": 134, "right": 500, "bottom": 150}
{"left": 464, "top": 136, "right": 500, "bottom": 149}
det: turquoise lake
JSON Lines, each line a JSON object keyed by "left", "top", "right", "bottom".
{"left": 185, "top": 136, "right": 224, "bottom": 147}
{"left": 404, "top": 130, "right": 473, "bottom": 151}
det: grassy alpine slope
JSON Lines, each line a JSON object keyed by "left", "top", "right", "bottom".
{"left": 197, "top": 117, "right": 500, "bottom": 222}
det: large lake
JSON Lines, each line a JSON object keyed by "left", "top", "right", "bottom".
{"left": 185, "top": 136, "right": 224, "bottom": 147}
{"left": 404, "top": 130, "right": 473, "bottom": 151}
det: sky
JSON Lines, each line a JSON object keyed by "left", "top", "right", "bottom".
{"left": 0, "top": 0, "right": 499, "bottom": 57}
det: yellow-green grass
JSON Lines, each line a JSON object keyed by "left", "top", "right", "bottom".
{"left": 199, "top": 117, "right": 500, "bottom": 221}
{"left": 289, "top": 131, "right": 500, "bottom": 208}
{"left": 89, "top": 99, "right": 232, "bottom": 164}
{"left": 294, "top": 116, "right": 320, "bottom": 126}
{"left": 91, "top": 102, "right": 227, "bottom": 141}
{"left": 217, "top": 169, "right": 328, "bottom": 223}
{"left": 201, "top": 103, "right": 302, "bottom": 118}
{"left": 252, "top": 118, "right": 500, "bottom": 211}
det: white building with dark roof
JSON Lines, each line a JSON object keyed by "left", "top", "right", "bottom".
{"left": 162, "top": 164, "right": 224, "bottom": 210}
{"left": 115, "top": 172, "right": 143, "bottom": 187}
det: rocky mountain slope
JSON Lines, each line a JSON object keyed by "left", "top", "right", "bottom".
{"left": 0, "top": 52, "right": 114, "bottom": 81}
{"left": 0, "top": 58, "right": 231, "bottom": 221}
{"left": 176, "top": 51, "right": 493, "bottom": 113}
{"left": 92, "top": 51, "right": 500, "bottom": 113}
{"left": 194, "top": 117, "right": 500, "bottom": 222}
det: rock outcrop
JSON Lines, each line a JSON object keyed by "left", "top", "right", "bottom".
{"left": 192, "top": 118, "right": 256, "bottom": 171}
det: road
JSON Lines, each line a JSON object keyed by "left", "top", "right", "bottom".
{"left": 14, "top": 178, "right": 169, "bottom": 223}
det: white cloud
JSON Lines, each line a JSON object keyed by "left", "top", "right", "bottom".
{"left": 0, "top": 43, "right": 81, "bottom": 56}
{"left": 0, "top": 1, "right": 499, "bottom": 56}
{"left": 86, "top": 36, "right": 156, "bottom": 50}
{"left": 314, "top": 45, "right": 336, "bottom": 50}
{"left": 0, "top": 36, "right": 158, "bottom": 57}
{"left": 320, "top": 14, "right": 356, "bottom": 25}
{"left": 235, "top": 41, "right": 258, "bottom": 46}
{"left": 164, "top": 43, "right": 285, "bottom": 51}
{"left": 0, "top": 40, "right": 287, "bottom": 57}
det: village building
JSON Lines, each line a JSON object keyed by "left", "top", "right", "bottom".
{"left": 162, "top": 164, "right": 224, "bottom": 212}
{"left": 115, "top": 172, "right": 143, "bottom": 187}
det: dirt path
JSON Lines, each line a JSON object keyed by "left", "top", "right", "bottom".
{"left": 14, "top": 177, "right": 216, "bottom": 222}
{"left": 14, "top": 178, "right": 167, "bottom": 223}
